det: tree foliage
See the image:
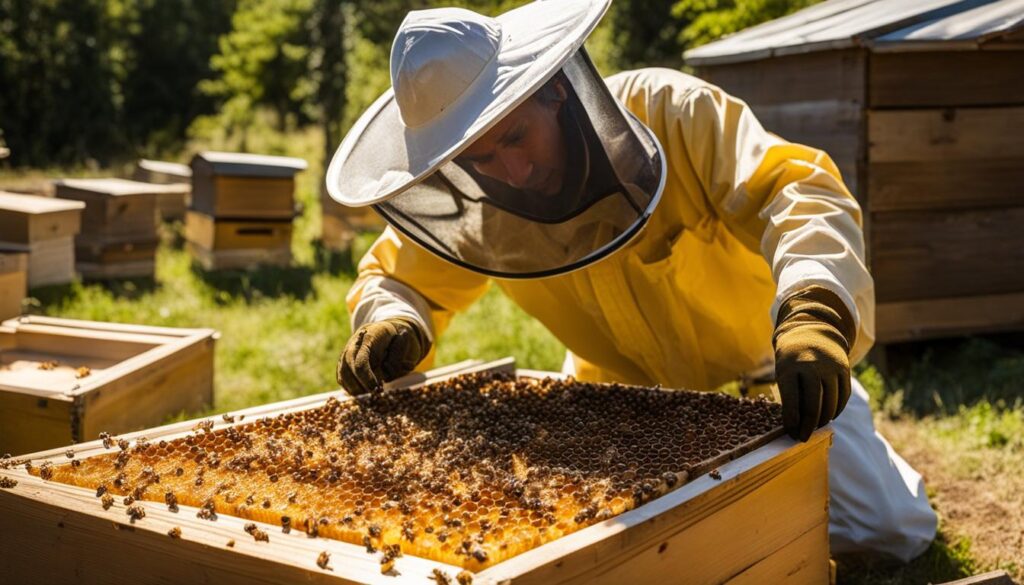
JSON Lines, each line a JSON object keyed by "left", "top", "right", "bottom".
{"left": 672, "top": 0, "right": 822, "bottom": 48}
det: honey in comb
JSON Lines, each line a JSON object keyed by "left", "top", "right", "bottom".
{"left": 32, "top": 372, "right": 782, "bottom": 569}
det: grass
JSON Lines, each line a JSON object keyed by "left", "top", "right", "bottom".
{"left": 4, "top": 126, "right": 1022, "bottom": 583}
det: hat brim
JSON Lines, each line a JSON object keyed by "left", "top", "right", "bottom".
{"left": 327, "top": 0, "right": 612, "bottom": 207}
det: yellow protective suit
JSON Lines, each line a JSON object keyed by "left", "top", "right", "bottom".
{"left": 347, "top": 68, "right": 874, "bottom": 392}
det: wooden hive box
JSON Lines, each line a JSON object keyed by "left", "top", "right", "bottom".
{"left": 0, "top": 316, "right": 217, "bottom": 456}
{"left": 0, "top": 252, "right": 28, "bottom": 320}
{"left": 0, "top": 191, "right": 84, "bottom": 288}
{"left": 685, "top": 0, "right": 1024, "bottom": 344}
{"left": 131, "top": 160, "right": 193, "bottom": 221}
{"left": 53, "top": 178, "right": 179, "bottom": 279}
{"left": 189, "top": 152, "right": 307, "bottom": 220}
{"left": 184, "top": 210, "right": 292, "bottom": 270}
{"left": 0, "top": 359, "right": 831, "bottom": 585}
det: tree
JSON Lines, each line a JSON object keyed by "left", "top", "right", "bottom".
{"left": 672, "top": 0, "right": 822, "bottom": 48}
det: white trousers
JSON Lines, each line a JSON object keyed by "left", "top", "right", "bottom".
{"left": 829, "top": 377, "right": 936, "bottom": 561}
{"left": 560, "top": 355, "right": 937, "bottom": 562}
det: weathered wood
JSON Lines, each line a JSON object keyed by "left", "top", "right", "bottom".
{"left": 868, "top": 158, "right": 1023, "bottom": 212}
{"left": 54, "top": 180, "right": 159, "bottom": 243}
{"left": 876, "top": 291, "right": 1024, "bottom": 344}
{"left": 871, "top": 206, "right": 1024, "bottom": 303}
{"left": 0, "top": 317, "right": 217, "bottom": 454}
{"left": 868, "top": 106, "right": 1024, "bottom": 163}
{"left": 697, "top": 49, "right": 866, "bottom": 106}
{"left": 869, "top": 51, "right": 1024, "bottom": 108}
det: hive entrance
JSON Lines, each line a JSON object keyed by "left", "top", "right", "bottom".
{"left": 35, "top": 372, "right": 782, "bottom": 569}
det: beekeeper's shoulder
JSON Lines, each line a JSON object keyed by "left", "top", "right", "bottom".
{"left": 604, "top": 68, "right": 719, "bottom": 117}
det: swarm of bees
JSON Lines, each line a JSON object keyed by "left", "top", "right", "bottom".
{"left": 27, "top": 372, "right": 781, "bottom": 572}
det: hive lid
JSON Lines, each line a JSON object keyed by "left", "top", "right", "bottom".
{"left": 0, "top": 191, "right": 85, "bottom": 214}
{"left": 52, "top": 178, "right": 189, "bottom": 197}
{"left": 684, "top": 0, "right": 1022, "bottom": 66}
{"left": 136, "top": 159, "right": 192, "bottom": 178}
{"left": 191, "top": 151, "right": 308, "bottom": 178}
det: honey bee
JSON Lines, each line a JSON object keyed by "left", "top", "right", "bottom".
{"left": 101, "top": 494, "right": 114, "bottom": 510}
{"left": 65, "top": 450, "right": 75, "bottom": 459}
{"left": 226, "top": 539, "right": 236, "bottom": 548}
{"left": 100, "top": 432, "right": 113, "bottom": 449}
{"left": 709, "top": 468, "right": 722, "bottom": 480}
{"left": 456, "top": 570, "right": 474, "bottom": 585}
{"left": 0, "top": 476, "right": 17, "bottom": 488}
{"left": 168, "top": 526, "right": 182, "bottom": 539}
{"left": 430, "top": 568, "right": 453, "bottom": 584}
{"left": 317, "top": 551, "right": 331, "bottom": 570}
{"left": 126, "top": 504, "right": 146, "bottom": 522}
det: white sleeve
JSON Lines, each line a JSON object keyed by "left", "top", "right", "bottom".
{"left": 349, "top": 275, "right": 436, "bottom": 343}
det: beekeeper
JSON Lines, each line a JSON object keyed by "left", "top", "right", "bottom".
{"left": 326, "top": 0, "right": 936, "bottom": 562}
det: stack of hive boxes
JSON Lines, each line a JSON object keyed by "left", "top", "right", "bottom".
{"left": 0, "top": 191, "right": 84, "bottom": 288}
{"left": 53, "top": 178, "right": 165, "bottom": 280}
{"left": 131, "top": 159, "right": 193, "bottom": 221}
{"left": 185, "top": 151, "right": 307, "bottom": 270}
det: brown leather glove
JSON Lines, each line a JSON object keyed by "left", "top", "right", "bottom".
{"left": 773, "top": 285, "right": 856, "bottom": 442}
{"left": 337, "top": 317, "right": 431, "bottom": 394}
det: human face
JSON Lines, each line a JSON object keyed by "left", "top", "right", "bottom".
{"left": 458, "top": 90, "right": 567, "bottom": 196}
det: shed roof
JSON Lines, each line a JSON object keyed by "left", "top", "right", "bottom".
{"left": 684, "top": 0, "right": 1024, "bottom": 65}
{"left": 191, "top": 151, "right": 308, "bottom": 178}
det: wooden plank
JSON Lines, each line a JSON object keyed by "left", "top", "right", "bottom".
{"left": 751, "top": 100, "right": 863, "bottom": 199}
{"left": 868, "top": 106, "right": 1024, "bottom": 163}
{"left": 0, "top": 236, "right": 77, "bottom": 288}
{"left": 876, "top": 291, "right": 1024, "bottom": 343}
{"left": 936, "top": 570, "right": 1018, "bottom": 585}
{"left": 697, "top": 49, "right": 866, "bottom": 106}
{"left": 724, "top": 521, "right": 829, "bottom": 584}
{"left": 868, "top": 158, "right": 1023, "bottom": 211}
{"left": 477, "top": 431, "right": 830, "bottom": 584}
{"left": 54, "top": 183, "right": 159, "bottom": 243}
{"left": 871, "top": 206, "right": 1024, "bottom": 302}
{"left": 869, "top": 51, "right": 1024, "bottom": 108}
{"left": 0, "top": 391, "right": 74, "bottom": 457}
{"left": 0, "top": 473, "right": 463, "bottom": 585}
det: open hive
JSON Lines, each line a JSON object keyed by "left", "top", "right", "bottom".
{"left": 20, "top": 371, "right": 782, "bottom": 572}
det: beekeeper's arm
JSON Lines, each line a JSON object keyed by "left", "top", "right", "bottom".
{"left": 339, "top": 226, "right": 490, "bottom": 393}
{"left": 615, "top": 69, "right": 874, "bottom": 441}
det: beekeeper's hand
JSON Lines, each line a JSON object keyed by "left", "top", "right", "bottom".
{"left": 337, "top": 317, "right": 431, "bottom": 394}
{"left": 773, "top": 286, "right": 856, "bottom": 442}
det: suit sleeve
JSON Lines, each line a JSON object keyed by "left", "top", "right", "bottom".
{"left": 615, "top": 70, "right": 875, "bottom": 363}
{"left": 346, "top": 226, "right": 492, "bottom": 369}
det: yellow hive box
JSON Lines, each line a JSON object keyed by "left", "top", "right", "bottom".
{"left": 0, "top": 359, "right": 831, "bottom": 585}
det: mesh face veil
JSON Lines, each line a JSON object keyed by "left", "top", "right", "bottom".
{"left": 350, "top": 49, "right": 665, "bottom": 279}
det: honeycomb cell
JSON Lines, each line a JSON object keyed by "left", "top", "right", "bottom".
{"left": 30, "top": 372, "right": 781, "bottom": 569}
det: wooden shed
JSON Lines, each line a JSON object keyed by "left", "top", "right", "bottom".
{"left": 684, "top": 0, "right": 1024, "bottom": 344}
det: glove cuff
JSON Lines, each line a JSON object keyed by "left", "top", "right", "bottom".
{"left": 390, "top": 316, "right": 433, "bottom": 361}
{"left": 775, "top": 285, "right": 856, "bottom": 355}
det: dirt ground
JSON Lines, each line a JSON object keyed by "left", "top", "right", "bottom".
{"left": 877, "top": 416, "right": 1024, "bottom": 582}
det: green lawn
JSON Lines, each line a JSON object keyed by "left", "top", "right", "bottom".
{"left": 6, "top": 158, "right": 1022, "bottom": 584}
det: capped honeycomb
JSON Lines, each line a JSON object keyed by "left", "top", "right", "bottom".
{"left": 31, "top": 372, "right": 782, "bottom": 569}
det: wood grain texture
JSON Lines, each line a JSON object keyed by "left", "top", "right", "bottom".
{"left": 869, "top": 51, "right": 1024, "bottom": 109}
{"left": 868, "top": 107, "right": 1024, "bottom": 163}
{"left": 185, "top": 211, "right": 293, "bottom": 251}
{"left": 698, "top": 49, "right": 865, "bottom": 106}
{"left": 871, "top": 206, "right": 1024, "bottom": 302}
{"left": 876, "top": 291, "right": 1024, "bottom": 343}
{"left": 190, "top": 176, "right": 296, "bottom": 219}
{"left": 868, "top": 158, "right": 1024, "bottom": 212}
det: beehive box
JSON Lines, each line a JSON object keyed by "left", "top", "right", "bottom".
{"left": 189, "top": 152, "right": 307, "bottom": 220}
{"left": 184, "top": 210, "right": 293, "bottom": 270}
{"left": 0, "top": 316, "right": 217, "bottom": 455}
{"left": 0, "top": 191, "right": 84, "bottom": 287}
{"left": 685, "top": 0, "right": 1024, "bottom": 343}
{"left": 131, "top": 160, "right": 193, "bottom": 221}
{"left": 0, "top": 252, "right": 28, "bottom": 320}
{"left": 0, "top": 359, "right": 831, "bottom": 585}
